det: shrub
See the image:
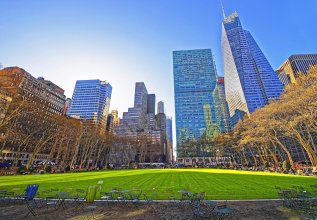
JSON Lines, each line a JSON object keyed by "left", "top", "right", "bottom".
{"left": 45, "top": 165, "right": 52, "bottom": 173}
{"left": 28, "top": 166, "right": 37, "bottom": 174}
{"left": 64, "top": 165, "right": 70, "bottom": 173}
{"left": 17, "top": 165, "right": 26, "bottom": 174}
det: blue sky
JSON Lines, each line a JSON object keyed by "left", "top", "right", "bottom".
{"left": 1, "top": 0, "right": 317, "bottom": 145}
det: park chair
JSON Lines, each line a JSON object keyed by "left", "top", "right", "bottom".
{"left": 24, "top": 184, "right": 40, "bottom": 217}
{"left": 72, "top": 189, "right": 87, "bottom": 208}
{"left": 202, "top": 200, "right": 217, "bottom": 213}
{"left": 4, "top": 190, "right": 15, "bottom": 204}
{"left": 178, "top": 189, "right": 192, "bottom": 208}
{"left": 40, "top": 189, "right": 59, "bottom": 211}
{"left": 130, "top": 188, "right": 143, "bottom": 207}
{"left": 56, "top": 192, "right": 68, "bottom": 209}
{"left": 280, "top": 189, "right": 297, "bottom": 207}
{"left": 12, "top": 187, "right": 24, "bottom": 203}
{"left": 117, "top": 189, "right": 131, "bottom": 207}
{"left": 191, "top": 192, "right": 206, "bottom": 205}
{"left": 143, "top": 190, "right": 157, "bottom": 211}
{"left": 0, "top": 189, "right": 8, "bottom": 204}
{"left": 100, "top": 191, "right": 114, "bottom": 205}
{"left": 192, "top": 203, "right": 209, "bottom": 219}
{"left": 213, "top": 201, "right": 235, "bottom": 220}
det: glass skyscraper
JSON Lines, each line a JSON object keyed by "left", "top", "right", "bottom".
{"left": 222, "top": 11, "right": 283, "bottom": 126}
{"left": 173, "top": 49, "right": 218, "bottom": 155}
{"left": 67, "top": 80, "right": 112, "bottom": 129}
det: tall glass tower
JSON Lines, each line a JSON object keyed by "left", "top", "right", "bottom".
{"left": 173, "top": 49, "right": 218, "bottom": 156}
{"left": 67, "top": 80, "right": 112, "bottom": 129}
{"left": 222, "top": 11, "right": 283, "bottom": 127}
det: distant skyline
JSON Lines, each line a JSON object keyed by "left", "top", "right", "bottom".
{"left": 1, "top": 0, "right": 317, "bottom": 146}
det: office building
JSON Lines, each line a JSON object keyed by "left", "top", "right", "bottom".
{"left": 111, "top": 110, "right": 120, "bottom": 127}
{"left": 157, "top": 101, "right": 164, "bottom": 114}
{"left": 67, "top": 80, "right": 112, "bottom": 130}
{"left": 276, "top": 54, "right": 317, "bottom": 86}
{"left": 221, "top": 11, "right": 283, "bottom": 127}
{"left": 106, "top": 110, "right": 120, "bottom": 132}
{"left": 155, "top": 112, "right": 167, "bottom": 162}
{"left": 0, "top": 67, "right": 67, "bottom": 164}
{"left": 0, "top": 67, "right": 66, "bottom": 114}
{"left": 115, "top": 82, "right": 166, "bottom": 163}
{"left": 173, "top": 49, "right": 219, "bottom": 156}
{"left": 147, "top": 94, "right": 156, "bottom": 114}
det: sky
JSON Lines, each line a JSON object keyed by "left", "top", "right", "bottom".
{"left": 1, "top": 0, "right": 317, "bottom": 146}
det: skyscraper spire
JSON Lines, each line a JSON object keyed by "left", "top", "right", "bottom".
{"left": 221, "top": 0, "right": 226, "bottom": 19}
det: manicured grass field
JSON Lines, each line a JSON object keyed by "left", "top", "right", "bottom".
{"left": 0, "top": 169, "right": 316, "bottom": 200}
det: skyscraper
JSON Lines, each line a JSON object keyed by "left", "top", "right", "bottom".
{"left": 221, "top": 11, "right": 283, "bottom": 126}
{"left": 157, "top": 101, "right": 164, "bottom": 114}
{"left": 155, "top": 112, "right": 167, "bottom": 162}
{"left": 115, "top": 82, "right": 166, "bottom": 163}
{"left": 106, "top": 110, "right": 121, "bottom": 132}
{"left": 134, "top": 82, "right": 148, "bottom": 110}
{"left": 173, "top": 49, "right": 218, "bottom": 156}
{"left": 147, "top": 94, "right": 156, "bottom": 114}
{"left": 111, "top": 110, "right": 120, "bottom": 127}
{"left": 276, "top": 54, "right": 317, "bottom": 86}
{"left": 67, "top": 80, "right": 112, "bottom": 129}
{"left": 166, "top": 117, "right": 173, "bottom": 161}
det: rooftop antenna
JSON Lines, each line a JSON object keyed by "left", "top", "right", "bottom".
{"left": 220, "top": 0, "right": 226, "bottom": 19}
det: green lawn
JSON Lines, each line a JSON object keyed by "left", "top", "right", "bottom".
{"left": 0, "top": 168, "right": 316, "bottom": 200}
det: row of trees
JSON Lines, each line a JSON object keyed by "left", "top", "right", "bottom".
{"left": 0, "top": 93, "right": 110, "bottom": 169}
{"left": 0, "top": 91, "right": 164, "bottom": 170}
{"left": 227, "top": 66, "right": 317, "bottom": 168}
{"left": 178, "top": 66, "right": 317, "bottom": 169}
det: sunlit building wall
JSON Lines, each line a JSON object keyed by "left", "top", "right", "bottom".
{"left": 276, "top": 54, "right": 317, "bottom": 86}
{"left": 67, "top": 79, "right": 112, "bottom": 130}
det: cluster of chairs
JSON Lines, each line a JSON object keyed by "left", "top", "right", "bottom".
{"left": 0, "top": 184, "right": 95, "bottom": 217}
{"left": 99, "top": 187, "right": 157, "bottom": 210}
{"left": 1, "top": 183, "right": 236, "bottom": 219}
{"left": 0, "top": 182, "right": 158, "bottom": 217}
{"left": 176, "top": 189, "right": 235, "bottom": 219}
{"left": 0, "top": 184, "right": 40, "bottom": 217}
{"left": 276, "top": 185, "right": 317, "bottom": 213}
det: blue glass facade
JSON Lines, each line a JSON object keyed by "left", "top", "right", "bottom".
{"left": 67, "top": 80, "right": 112, "bottom": 128}
{"left": 212, "top": 77, "right": 231, "bottom": 133}
{"left": 222, "top": 12, "right": 283, "bottom": 126}
{"left": 173, "top": 49, "right": 218, "bottom": 154}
